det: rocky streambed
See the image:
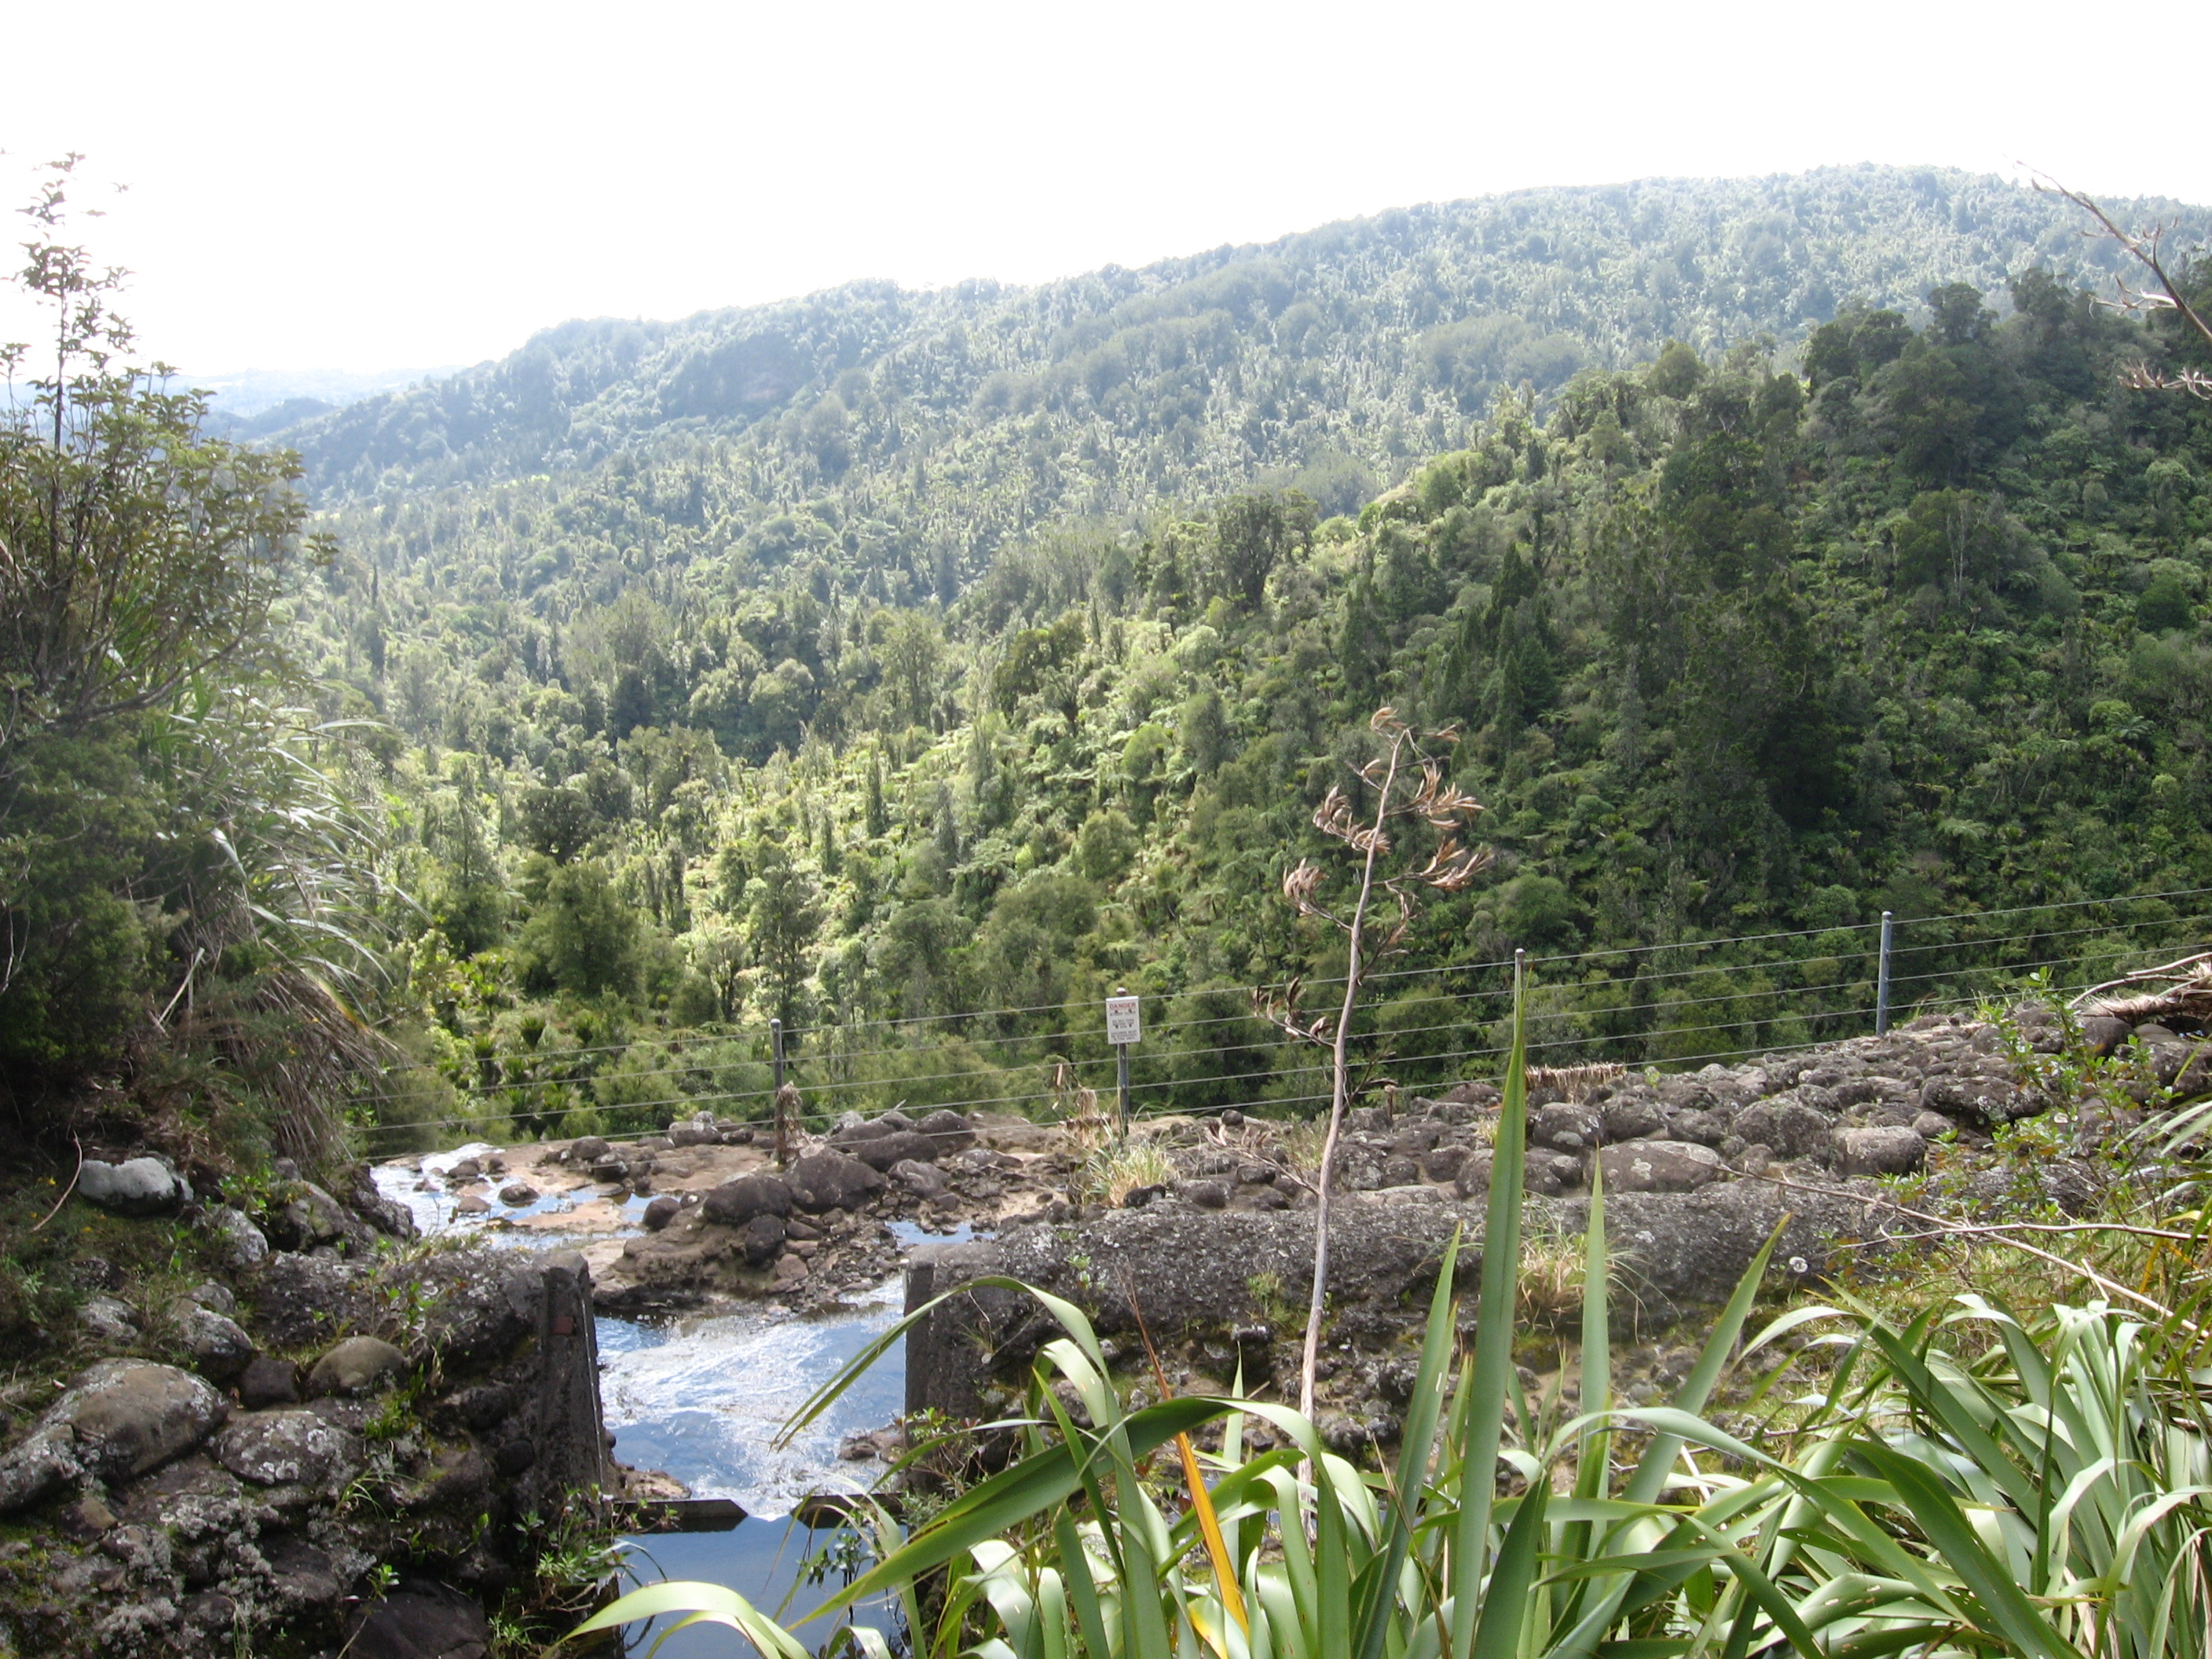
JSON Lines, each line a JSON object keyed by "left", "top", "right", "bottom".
{"left": 0, "top": 998, "right": 2188, "bottom": 1655}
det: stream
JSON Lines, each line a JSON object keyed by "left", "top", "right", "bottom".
{"left": 377, "top": 1148, "right": 959, "bottom": 1655}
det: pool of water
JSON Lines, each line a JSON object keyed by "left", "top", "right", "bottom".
{"left": 595, "top": 1271, "right": 914, "bottom": 1653}
{"left": 376, "top": 1152, "right": 939, "bottom": 1653}
{"left": 597, "top": 1279, "right": 907, "bottom": 1514}
{"left": 377, "top": 1145, "right": 654, "bottom": 1245}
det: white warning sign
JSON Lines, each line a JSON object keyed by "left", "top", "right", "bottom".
{"left": 1105, "top": 994, "right": 1142, "bottom": 1046}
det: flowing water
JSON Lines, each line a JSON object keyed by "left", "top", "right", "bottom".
{"left": 373, "top": 1157, "right": 969, "bottom": 1654}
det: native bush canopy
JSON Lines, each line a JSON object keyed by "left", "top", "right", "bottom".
{"left": 285, "top": 225, "right": 2212, "bottom": 1150}
{"left": 0, "top": 163, "right": 384, "bottom": 1166}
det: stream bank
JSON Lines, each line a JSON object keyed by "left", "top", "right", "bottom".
{"left": 1, "top": 1001, "right": 2187, "bottom": 1654}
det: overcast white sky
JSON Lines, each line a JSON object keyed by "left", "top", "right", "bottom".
{"left": 5, "top": 0, "right": 2208, "bottom": 376}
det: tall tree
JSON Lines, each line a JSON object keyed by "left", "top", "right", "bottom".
{"left": 747, "top": 837, "right": 822, "bottom": 1031}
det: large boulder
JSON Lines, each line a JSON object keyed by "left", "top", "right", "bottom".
{"left": 740, "top": 1214, "right": 787, "bottom": 1267}
{"left": 786, "top": 1151, "right": 886, "bottom": 1213}
{"left": 1730, "top": 1096, "right": 1833, "bottom": 1161}
{"left": 268, "top": 1181, "right": 371, "bottom": 1252}
{"left": 0, "top": 1361, "right": 225, "bottom": 1511}
{"left": 347, "top": 1168, "right": 419, "bottom": 1240}
{"left": 1599, "top": 1093, "right": 1665, "bottom": 1142}
{"left": 1834, "top": 1126, "right": 1928, "bottom": 1177}
{"left": 701, "top": 1173, "right": 793, "bottom": 1227}
{"left": 892, "top": 1159, "right": 952, "bottom": 1203}
{"left": 1530, "top": 1104, "right": 1600, "bottom": 1152}
{"left": 306, "top": 1336, "right": 406, "bottom": 1399}
{"left": 845, "top": 1130, "right": 938, "bottom": 1171}
{"left": 213, "top": 1408, "right": 366, "bottom": 1489}
{"left": 77, "top": 1157, "right": 188, "bottom": 1216}
{"left": 1596, "top": 1140, "right": 1723, "bottom": 1194}
{"left": 348, "top": 1581, "right": 493, "bottom": 1659}
{"left": 238, "top": 1357, "right": 300, "bottom": 1409}
{"left": 207, "top": 1205, "right": 269, "bottom": 1266}
{"left": 170, "top": 1299, "right": 256, "bottom": 1383}
{"left": 914, "top": 1109, "right": 979, "bottom": 1155}
{"left": 1921, "top": 1073, "right": 2035, "bottom": 1125}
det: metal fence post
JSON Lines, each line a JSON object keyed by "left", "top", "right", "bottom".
{"left": 1875, "top": 911, "right": 1894, "bottom": 1035}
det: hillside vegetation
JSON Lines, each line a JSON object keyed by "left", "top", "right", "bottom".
{"left": 293, "top": 167, "right": 2203, "bottom": 602}
{"left": 273, "top": 225, "right": 2212, "bottom": 1150}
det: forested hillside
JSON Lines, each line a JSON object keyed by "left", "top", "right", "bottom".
{"left": 282, "top": 236, "right": 2212, "bottom": 1150}
{"left": 293, "top": 167, "right": 2203, "bottom": 606}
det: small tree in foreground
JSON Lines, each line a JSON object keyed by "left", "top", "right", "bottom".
{"left": 1263, "top": 707, "right": 1491, "bottom": 1417}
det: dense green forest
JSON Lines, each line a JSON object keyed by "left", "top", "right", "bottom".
{"left": 286, "top": 247, "right": 2212, "bottom": 1152}
{"left": 10, "top": 165, "right": 2212, "bottom": 1161}
{"left": 287, "top": 167, "right": 2201, "bottom": 603}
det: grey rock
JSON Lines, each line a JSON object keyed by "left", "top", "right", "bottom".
{"left": 1574, "top": 1179, "right": 1892, "bottom": 1324}
{"left": 273, "top": 1181, "right": 368, "bottom": 1251}
{"left": 347, "top": 1169, "right": 419, "bottom": 1239}
{"left": 1910, "top": 1110, "right": 1955, "bottom": 1141}
{"left": 1921, "top": 1074, "right": 2033, "bottom": 1125}
{"left": 185, "top": 1281, "right": 236, "bottom": 1317}
{"left": 170, "top": 1301, "right": 256, "bottom": 1382}
{"left": 787, "top": 1150, "right": 887, "bottom": 1213}
{"left": 213, "top": 1409, "right": 365, "bottom": 1489}
{"left": 1834, "top": 1126, "right": 1927, "bottom": 1177}
{"left": 915, "top": 1109, "right": 979, "bottom": 1155}
{"left": 306, "top": 1336, "right": 406, "bottom": 1398}
{"left": 641, "top": 1195, "right": 681, "bottom": 1231}
{"left": 1597, "top": 1141, "right": 1723, "bottom": 1194}
{"left": 0, "top": 1421, "right": 81, "bottom": 1514}
{"left": 2041, "top": 1158, "right": 2100, "bottom": 1216}
{"left": 892, "top": 1159, "right": 953, "bottom": 1202}
{"left": 1524, "top": 1150, "right": 1582, "bottom": 1196}
{"left": 208, "top": 1207, "right": 269, "bottom": 1266}
{"left": 348, "top": 1581, "right": 493, "bottom": 1659}
{"left": 78, "top": 1157, "right": 186, "bottom": 1216}
{"left": 1670, "top": 1108, "right": 1731, "bottom": 1147}
{"left": 79, "top": 1295, "right": 139, "bottom": 1342}
{"left": 1600, "top": 1094, "right": 1665, "bottom": 1141}
{"left": 848, "top": 1130, "right": 939, "bottom": 1170}
{"left": 741, "top": 1214, "right": 787, "bottom": 1266}
{"left": 701, "top": 1173, "right": 793, "bottom": 1227}
{"left": 0, "top": 1361, "right": 226, "bottom": 1511}
{"left": 2078, "top": 1016, "right": 2131, "bottom": 1056}
{"left": 1452, "top": 1152, "right": 1494, "bottom": 1201}
{"left": 1730, "top": 1097, "right": 1833, "bottom": 1162}
{"left": 498, "top": 1184, "right": 539, "bottom": 1205}
{"left": 1181, "top": 1179, "right": 1229, "bottom": 1210}
{"left": 2141, "top": 1040, "right": 2193, "bottom": 1087}
{"left": 237, "top": 1357, "right": 299, "bottom": 1408}
{"left": 264, "top": 1535, "right": 346, "bottom": 1610}
{"left": 568, "top": 1136, "right": 610, "bottom": 1164}
{"left": 1532, "top": 1104, "right": 1599, "bottom": 1152}
{"left": 1421, "top": 1144, "right": 1470, "bottom": 1182}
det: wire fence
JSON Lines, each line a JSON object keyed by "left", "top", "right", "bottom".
{"left": 354, "top": 887, "right": 2212, "bottom": 1155}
